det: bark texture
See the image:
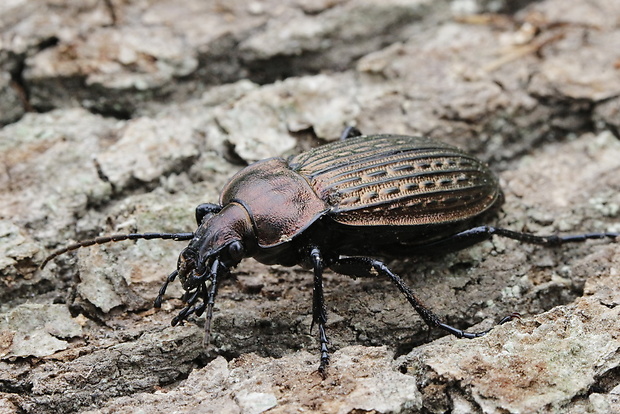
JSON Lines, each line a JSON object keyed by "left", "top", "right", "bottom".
{"left": 1, "top": 0, "right": 619, "bottom": 412}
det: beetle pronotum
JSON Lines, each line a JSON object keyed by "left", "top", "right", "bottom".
{"left": 42, "top": 128, "right": 618, "bottom": 376}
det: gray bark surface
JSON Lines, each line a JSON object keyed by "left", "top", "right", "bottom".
{"left": 1, "top": 0, "right": 619, "bottom": 412}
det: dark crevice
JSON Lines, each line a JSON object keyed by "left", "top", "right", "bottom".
{"left": 532, "top": 96, "right": 596, "bottom": 133}
{"left": 8, "top": 63, "right": 32, "bottom": 114}
{"left": 222, "top": 140, "right": 249, "bottom": 167}
{"left": 244, "top": 54, "right": 324, "bottom": 85}
{"left": 79, "top": 81, "right": 143, "bottom": 119}
{"left": 0, "top": 379, "right": 34, "bottom": 395}
{"left": 497, "top": 0, "right": 545, "bottom": 14}
{"left": 0, "top": 277, "right": 58, "bottom": 311}
{"left": 481, "top": 95, "right": 604, "bottom": 171}
{"left": 36, "top": 36, "right": 60, "bottom": 51}
{"left": 190, "top": 352, "right": 221, "bottom": 369}
{"left": 288, "top": 126, "right": 325, "bottom": 154}
{"left": 3, "top": 50, "right": 35, "bottom": 123}
{"left": 587, "top": 365, "right": 620, "bottom": 395}
{"left": 604, "top": 121, "right": 620, "bottom": 140}
{"left": 13, "top": 11, "right": 428, "bottom": 118}
{"left": 152, "top": 362, "right": 195, "bottom": 388}
{"left": 88, "top": 102, "right": 134, "bottom": 120}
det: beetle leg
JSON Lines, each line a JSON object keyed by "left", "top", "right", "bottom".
{"left": 329, "top": 256, "right": 512, "bottom": 339}
{"left": 172, "top": 287, "right": 203, "bottom": 326}
{"left": 200, "top": 258, "right": 221, "bottom": 347}
{"left": 154, "top": 269, "right": 178, "bottom": 308}
{"left": 309, "top": 247, "right": 330, "bottom": 377}
{"left": 483, "top": 226, "right": 619, "bottom": 246}
{"left": 418, "top": 226, "right": 619, "bottom": 253}
{"left": 169, "top": 258, "right": 224, "bottom": 347}
{"left": 195, "top": 203, "right": 222, "bottom": 225}
{"left": 339, "top": 126, "right": 362, "bottom": 140}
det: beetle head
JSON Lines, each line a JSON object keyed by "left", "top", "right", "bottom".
{"left": 176, "top": 202, "right": 254, "bottom": 291}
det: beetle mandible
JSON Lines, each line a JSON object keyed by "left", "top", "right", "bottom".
{"left": 42, "top": 127, "right": 619, "bottom": 376}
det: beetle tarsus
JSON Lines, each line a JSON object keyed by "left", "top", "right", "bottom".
{"left": 309, "top": 247, "right": 330, "bottom": 375}
{"left": 154, "top": 270, "right": 179, "bottom": 308}
{"left": 201, "top": 259, "right": 221, "bottom": 347}
{"left": 433, "top": 311, "right": 522, "bottom": 338}
{"left": 499, "top": 312, "right": 521, "bottom": 325}
{"left": 317, "top": 324, "right": 330, "bottom": 378}
{"left": 435, "top": 322, "right": 484, "bottom": 339}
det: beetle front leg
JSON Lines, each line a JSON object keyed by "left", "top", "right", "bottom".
{"left": 154, "top": 269, "right": 178, "bottom": 308}
{"left": 195, "top": 203, "right": 222, "bottom": 225}
{"left": 309, "top": 247, "right": 330, "bottom": 377}
{"left": 198, "top": 258, "right": 222, "bottom": 347}
{"left": 330, "top": 256, "right": 517, "bottom": 339}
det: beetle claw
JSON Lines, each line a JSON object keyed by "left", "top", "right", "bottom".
{"left": 499, "top": 312, "right": 522, "bottom": 325}
{"left": 433, "top": 311, "right": 522, "bottom": 339}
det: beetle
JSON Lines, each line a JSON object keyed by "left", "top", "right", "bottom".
{"left": 42, "top": 127, "right": 618, "bottom": 376}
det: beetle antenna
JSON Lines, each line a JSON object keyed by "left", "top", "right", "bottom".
{"left": 41, "top": 232, "right": 195, "bottom": 269}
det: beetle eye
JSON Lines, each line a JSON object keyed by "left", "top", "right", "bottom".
{"left": 227, "top": 241, "right": 244, "bottom": 263}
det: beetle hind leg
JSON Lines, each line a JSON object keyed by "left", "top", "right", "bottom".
{"left": 330, "top": 256, "right": 516, "bottom": 340}
{"left": 339, "top": 126, "right": 362, "bottom": 140}
{"left": 415, "top": 226, "right": 619, "bottom": 254}
{"left": 309, "top": 247, "right": 330, "bottom": 377}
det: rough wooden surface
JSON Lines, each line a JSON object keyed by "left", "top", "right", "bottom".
{"left": 1, "top": 0, "right": 619, "bottom": 412}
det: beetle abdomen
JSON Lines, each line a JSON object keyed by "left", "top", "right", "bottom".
{"left": 289, "top": 134, "right": 500, "bottom": 227}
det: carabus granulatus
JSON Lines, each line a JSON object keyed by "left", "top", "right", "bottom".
{"left": 42, "top": 127, "right": 618, "bottom": 376}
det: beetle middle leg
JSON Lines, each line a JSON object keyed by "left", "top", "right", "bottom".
{"left": 309, "top": 247, "right": 330, "bottom": 377}
{"left": 329, "top": 256, "right": 513, "bottom": 339}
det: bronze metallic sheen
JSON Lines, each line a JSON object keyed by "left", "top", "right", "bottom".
{"left": 217, "top": 135, "right": 501, "bottom": 250}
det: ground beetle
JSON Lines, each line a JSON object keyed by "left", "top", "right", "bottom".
{"left": 42, "top": 127, "right": 619, "bottom": 376}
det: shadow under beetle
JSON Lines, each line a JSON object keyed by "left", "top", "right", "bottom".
{"left": 42, "top": 127, "right": 619, "bottom": 376}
